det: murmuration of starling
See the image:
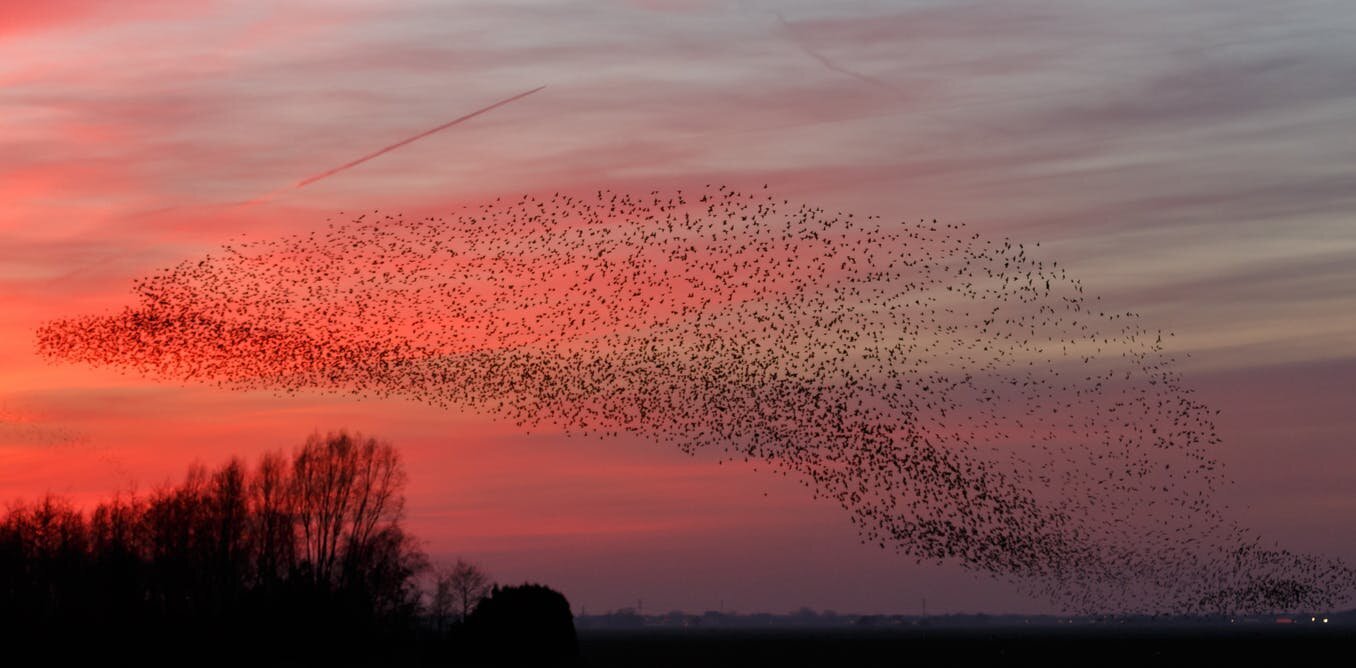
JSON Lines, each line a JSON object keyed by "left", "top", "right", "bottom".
{"left": 36, "top": 187, "right": 1354, "bottom": 614}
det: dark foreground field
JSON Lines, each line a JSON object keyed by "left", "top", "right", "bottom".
{"left": 578, "top": 626, "right": 1355, "bottom": 667}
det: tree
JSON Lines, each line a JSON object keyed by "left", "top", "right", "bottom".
{"left": 248, "top": 450, "right": 294, "bottom": 587}
{"left": 205, "top": 458, "right": 250, "bottom": 607}
{"left": 289, "top": 430, "right": 407, "bottom": 588}
{"left": 430, "top": 564, "right": 457, "bottom": 632}
{"left": 447, "top": 557, "right": 493, "bottom": 622}
{"left": 466, "top": 583, "right": 578, "bottom": 666}
{"left": 0, "top": 429, "right": 429, "bottom": 656}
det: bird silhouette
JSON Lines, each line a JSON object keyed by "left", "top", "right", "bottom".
{"left": 34, "top": 186, "right": 1354, "bottom": 615}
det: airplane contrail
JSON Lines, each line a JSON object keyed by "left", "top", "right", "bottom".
{"left": 47, "top": 87, "right": 547, "bottom": 287}
{"left": 773, "top": 14, "right": 900, "bottom": 93}
{"left": 294, "top": 85, "right": 547, "bottom": 189}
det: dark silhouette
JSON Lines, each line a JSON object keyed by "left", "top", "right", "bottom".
{"left": 0, "top": 430, "right": 427, "bottom": 664}
{"left": 465, "top": 583, "right": 580, "bottom": 666}
{"left": 431, "top": 556, "right": 493, "bottom": 631}
{"left": 448, "top": 557, "right": 494, "bottom": 622}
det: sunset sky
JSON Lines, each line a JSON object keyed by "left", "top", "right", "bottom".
{"left": 3, "top": 0, "right": 1355, "bottom": 615}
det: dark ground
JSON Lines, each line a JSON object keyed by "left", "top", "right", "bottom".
{"left": 577, "top": 626, "right": 1355, "bottom": 667}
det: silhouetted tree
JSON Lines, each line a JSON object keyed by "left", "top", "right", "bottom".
{"left": 431, "top": 563, "right": 457, "bottom": 632}
{"left": 205, "top": 458, "right": 250, "bottom": 612}
{"left": 87, "top": 491, "right": 147, "bottom": 623}
{"left": 291, "top": 430, "right": 406, "bottom": 589}
{"left": 449, "top": 557, "right": 493, "bottom": 622}
{"left": 0, "top": 429, "right": 428, "bottom": 662}
{"left": 0, "top": 494, "right": 87, "bottom": 624}
{"left": 249, "top": 450, "right": 294, "bottom": 588}
{"left": 466, "top": 583, "right": 579, "bottom": 666}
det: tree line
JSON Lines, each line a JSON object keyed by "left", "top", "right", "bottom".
{"left": 0, "top": 431, "right": 413, "bottom": 662}
{"left": 0, "top": 430, "right": 579, "bottom": 665}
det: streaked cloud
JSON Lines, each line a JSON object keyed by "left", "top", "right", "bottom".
{"left": 2, "top": 0, "right": 1353, "bottom": 612}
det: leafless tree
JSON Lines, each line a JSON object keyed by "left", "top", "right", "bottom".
{"left": 446, "top": 557, "right": 492, "bottom": 622}
{"left": 90, "top": 490, "right": 144, "bottom": 558}
{"left": 0, "top": 430, "right": 430, "bottom": 652}
{"left": 249, "top": 450, "right": 294, "bottom": 585}
{"left": 207, "top": 458, "right": 250, "bottom": 596}
{"left": 430, "top": 563, "right": 456, "bottom": 632}
{"left": 290, "top": 430, "right": 406, "bottom": 586}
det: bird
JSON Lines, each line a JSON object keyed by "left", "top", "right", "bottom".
{"left": 34, "top": 185, "right": 1354, "bottom": 616}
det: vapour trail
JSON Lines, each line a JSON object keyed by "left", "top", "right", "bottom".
{"left": 39, "top": 87, "right": 545, "bottom": 291}
{"left": 293, "top": 85, "right": 547, "bottom": 189}
{"left": 768, "top": 13, "right": 1009, "bottom": 140}
{"left": 773, "top": 13, "right": 902, "bottom": 93}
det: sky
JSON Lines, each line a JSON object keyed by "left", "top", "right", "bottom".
{"left": 3, "top": 0, "right": 1355, "bottom": 615}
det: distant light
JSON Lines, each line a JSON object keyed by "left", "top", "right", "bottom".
{"left": 1323, "top": 618, "right": 1329, "bottom": 623}
{"left": 1312, "top": 617, "right": 1317, "bottom": 622}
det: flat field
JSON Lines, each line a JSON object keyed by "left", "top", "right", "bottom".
{"left": 577, "top": 626, "right": 1352, "bottom": 667}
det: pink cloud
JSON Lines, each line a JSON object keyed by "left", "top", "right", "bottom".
{"left": 0, "top": 1, "right": 212, "bottom": 38}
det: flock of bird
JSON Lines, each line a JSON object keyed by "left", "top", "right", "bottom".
{"left": 0, "top": 404, "right": 87, "bottom": 448}
{"left": 36, "top": 186, "right": 1353, "bottom": 614}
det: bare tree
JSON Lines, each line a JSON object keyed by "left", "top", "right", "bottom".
{"left": 447, "top": 557, "right": 492, "bottom": 622}
{"left": 343, "top": 434, "right": 406, "bottom": 583}
{"left": 207, "top": 458, "right": 250, "bottom": 598}
{"left": 289, "top": 430, "right": 405, "bottom": 586}
{"left": 0, "top": 430, "right": 430, "bottom": 653}
{"left": 430, "top": 563, "right": 456, "bottom": 632}
{"left": 249, "top": 450, "right": 294, "bottom": 586}
{"left": 291, "top": 432, "right": 355, "bottom": 585}
{"left": 90, "top": 490, "right": 144, "bottom": 558}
